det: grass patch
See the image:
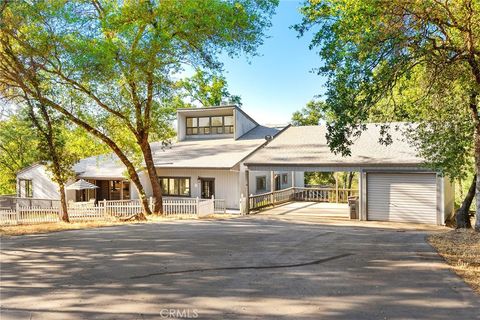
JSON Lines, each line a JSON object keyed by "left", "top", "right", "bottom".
{"left": 0, "top": 214, "right": 238, "bottom": 236}
{"left": 428, "top": 229, "right": 480, "bottom": 294}
{"left": 0, "top": 220, "right": 134, "bottom": 236}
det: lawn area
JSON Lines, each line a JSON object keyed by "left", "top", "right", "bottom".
{"left": 0, "top": 214, "right": 237, "bottom": 236}
{"left": 428, "top": 229, "right": 480, "bottom": 294}
{"left": 0, "top": 221, "right": 134, "bottom": 236}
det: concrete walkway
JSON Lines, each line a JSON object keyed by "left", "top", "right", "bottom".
{"left": 0, "top": 213, "right": 478, "bottom": 319}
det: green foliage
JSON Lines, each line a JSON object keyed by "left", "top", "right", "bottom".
{"left": 1, "top": 0, "right": 275, "bottom": 168}
{"left": 291, "top": 100, "right": 328, "bottom": 126}
{"left": 304, "top": 172, "right": 335, "bottom": 186}
{"left": 295, "top": 0, "right": 480, "bottom": 156}
{"left": 296, "top": 1, "right": 479, "bottom": 182}
{"left": 0, "top": 115, "right": 39, "bottom": 194}
{"left": 368, "top": 65, "right": 474, "bottom": 179}
{"left": 179, "top": 70, "right": 242, "bottom": 107}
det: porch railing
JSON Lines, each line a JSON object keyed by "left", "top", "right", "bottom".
{"left": 248, "top": 187, "right": 358, "bottom": 213}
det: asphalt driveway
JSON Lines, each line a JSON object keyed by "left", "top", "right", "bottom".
{"left": 1, "top": 213, "right": 478, "bottom": 320}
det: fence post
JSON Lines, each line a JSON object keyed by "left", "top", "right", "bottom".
{"left": 103, "top": 199, "right": 107, "bottom": 217}
{"left": 196, "top": 197, "right": 199, "bottom": 215}
{"left": 15, "top": 202, "right": 20, "bottom": 224}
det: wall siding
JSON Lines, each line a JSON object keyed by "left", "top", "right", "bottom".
{"left": 17, "top": 165, "right": 61, "bottom": 200}
{"left": 155, "top": 168, "right": 240, "bottom": 209}
{"left": 234, "top": 109, "right": 257, "bottom": 139}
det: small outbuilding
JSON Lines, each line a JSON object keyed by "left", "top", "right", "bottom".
{"left": 244, "top": 124, "right": 454, "bottom": 225}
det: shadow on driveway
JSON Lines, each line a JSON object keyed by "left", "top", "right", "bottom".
{"left": 0, "top": 216, "right": 478, "bottom": 320}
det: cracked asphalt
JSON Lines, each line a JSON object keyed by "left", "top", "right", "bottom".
{"left": 1, "top": 209, "right": 479, "bottom": 319}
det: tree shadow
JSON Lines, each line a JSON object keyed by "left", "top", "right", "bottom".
{"left": 1, "top": 218, "right": 478, "bottom": 320}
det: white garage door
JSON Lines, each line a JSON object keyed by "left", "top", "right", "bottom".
{"left": 367, "top": 173, "right": 437, "bottom": 224}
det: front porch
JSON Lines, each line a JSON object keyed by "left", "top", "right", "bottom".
{"left": 73, "top": 179, "right": 131, "bottom": 202}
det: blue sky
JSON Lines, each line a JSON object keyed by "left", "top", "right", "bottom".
{"left": 220, "top": 0, "right": 326, "bottom": 125}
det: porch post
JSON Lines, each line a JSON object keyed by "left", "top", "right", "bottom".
{"left": 270, "top": 171, "right": 275, "bottom": 192}
{"left": 335, "top": 172, "right": 339, "bottom": 203}
{"left": 291, "top": 171, "right": 295, "bottom": 188}
{"left": 120, "top": 181, "right": 123, "bottom": 200}
{"left": 245, "top": 169, "right": 250, "bottom": 214}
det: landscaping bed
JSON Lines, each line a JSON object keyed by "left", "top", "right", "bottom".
{"left": 428, "top": 229, "right": 480, "bottom": 294}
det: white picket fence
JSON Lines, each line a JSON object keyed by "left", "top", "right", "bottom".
{"left": 0, "top": 197, "right": 219, "bottom": 226}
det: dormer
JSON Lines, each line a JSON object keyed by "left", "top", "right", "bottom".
{"left": 177, "top": 105, "right": 258, "bottom": 141}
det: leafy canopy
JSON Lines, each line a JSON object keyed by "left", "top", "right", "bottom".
{"left": 295, "top": 0, "right": 480, "bottom": 158}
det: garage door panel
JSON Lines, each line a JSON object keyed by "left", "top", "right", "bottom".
{"left": 367, "top": 173, "right": 437, "bottom": 224}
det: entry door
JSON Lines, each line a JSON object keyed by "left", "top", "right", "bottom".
{"left": 200, "top": 178, "right": 215, "bottom": 199}
{"left": 367, "top": 173, "right": 437, "bottom": 224}
{"left": 274, "top": 175, "right": 281, "bottom": 191}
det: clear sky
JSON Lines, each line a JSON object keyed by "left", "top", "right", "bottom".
{"left": 220, "top": 0, "right": 326, "bottom": 125}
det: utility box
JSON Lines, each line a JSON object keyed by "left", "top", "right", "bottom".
{"left": 348, "top": 196, "right": 359, "bottom": 220}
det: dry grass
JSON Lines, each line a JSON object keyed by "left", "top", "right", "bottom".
{"left": 0, "top": 220, "right": 134, "bottom": 236}
{"left": 0, "top": 214, "right": 238, "bottom": 236}
{"left": 428, "top": 229, "right": 480, "bottom": 294}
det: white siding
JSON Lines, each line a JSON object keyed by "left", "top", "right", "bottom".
{"left": 247, "top": 170, "right": 304, "bottom": 195}
{"left": 17, "top": 164, "right": 61, "bottom": 200}
{"left": 367, "top": 173, "right": 437, "bottom": 224}
{"left": 155, "top": 168, "right": 240, "bottom": 209}
{"left": 234, "top": 109, "right": 257, "bottom": 139}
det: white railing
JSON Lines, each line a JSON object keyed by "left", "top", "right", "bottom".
{"left": 68, "top": 206, "right": 105, "bottom": 222}
{"left": 248, "top": 187, "right": 359, "bottom": 213}
{"left": 163, "top": 198, "right": 198, "bottom": 216}
{"left": 97, "top": 199, "right": 143, "bottom": 218}
{"left": 214, "top": 199, "right": 227, "bottom": 214}
{"left": 0, "top": 197, "right": 222, "bottom": 226}
{"left": 0, "top": 208, "right": 18, "bottom": 225}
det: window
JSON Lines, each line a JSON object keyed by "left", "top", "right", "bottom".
{"left": 20, "top": 179, "right": 33, "bottom": 197}
{"left": 256, "top": 176, "right": 266, "bottom": 192}
{"left": 282, "top": 174, "right": 288, "bottom": 184}
{"left": 159, "top": 177, "right": 191, "bottom": 197}
{"left": 110, "top": 180, "right": 122, "bottom": 200}
{"left": 186, "top": 115, "right": 234, "bottom": 135}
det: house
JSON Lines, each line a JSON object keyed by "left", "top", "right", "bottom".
{"left": 15, "top": 106, "right": 304, "bottom": 210}
{"left": 244, "top": 124, "right": 455, "bottom": 225}
{"left": 15, "top": 107, "right": 454, "bottom": 225}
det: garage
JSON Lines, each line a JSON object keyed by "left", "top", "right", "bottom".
{"left": 367, "top": 173, "right": 437, "bottom": 224}
{"left": 244, "top": 125, "right": 455, "bottom": 225}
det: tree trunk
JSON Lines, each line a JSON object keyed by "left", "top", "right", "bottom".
{"left": 129, "top": 172, "right": 148, "bottom": 220}
{"left": 140, "top": 139, "right": 163, "bottom": 215}
{"left": 347, "top": 172, "right": 354, "bottom": 196}
{"left": 455, "top": 174, "right": 475, "bottom": 229}
{"left": 58, "top": 183, "right": 69, "bottom": 222}
{"left": 467, "top": 89, "right": 480, "bottom": 232}
{"left": 476, "top": 173, "right": 480, "bottom": 231}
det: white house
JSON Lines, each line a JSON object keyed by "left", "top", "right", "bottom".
{"left": 15, "top": 107, "right": 455, "bottom": 225}
{"left": 16, "top": 106, "right": 304, "bottom": 210}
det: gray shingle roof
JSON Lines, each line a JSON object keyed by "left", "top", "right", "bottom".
{"left": 73, "top": 125, "right": 281, "bottom": 178}
{"left": 151, "top": 125, "right": 280, "bottom": 168}
{"left": 245, "top": 124, "right": 424, "bottom": 168}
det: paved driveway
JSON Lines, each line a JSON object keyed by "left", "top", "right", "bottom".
{"left": 1, "top": 211, "right": 478, "bottom": 320}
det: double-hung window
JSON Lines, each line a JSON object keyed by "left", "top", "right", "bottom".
{"left": 256, "top": 176, "right": 266, "bottom": 192}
